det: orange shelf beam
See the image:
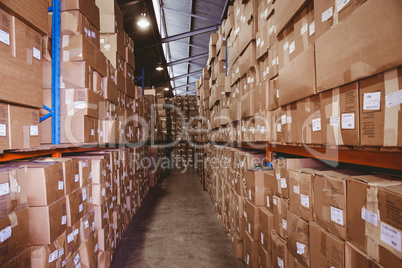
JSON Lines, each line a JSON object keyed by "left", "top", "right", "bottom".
{"left": 268, "top": 144, "right": 402, "bottom": 170}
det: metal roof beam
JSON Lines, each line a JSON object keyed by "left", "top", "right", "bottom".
{"left": 167, "top": 53, "right": 208, "bottom": 66}
{"left": 161, "top": 25, "right": 220, "bottom": 44}
{"left": 161, "top": 6, "right": 221, "bottom": 24}
{"left": 172, "top": 82, "right": 196, "bottom": 90}
{"left": 170, "top": 70, "right": 203, "bottom": 81}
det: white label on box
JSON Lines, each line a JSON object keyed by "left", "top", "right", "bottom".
{"left": 33, "top": 47, "right": 41, "bottom": 60}
{"left": 0, "top": 124, "right": 6, "bottom": 136}
{"left": 62, "top": 215, "right": 67, "bottom": 225}
{"left": 261, "top": 232, "right": 264, "bottom": 245}
{"left": 289, "top": 41, "right": 295, "bottom": 55}
{"left": 91, "top": 31, "right": 95, "bottom": 39}
{"left": 287, "top": 116, "right": 292, "bottom": 124}
{"left": 293, "top": 186, "right": 300, "bottom": 194}
{"left": 301, "top": 23, "right": 308, "bottom": 35}
{"left": 261, "top": 40, "right": 265, "bottom": 47}
{"left": 75, "top": 174, "right": 79, "bottom": 182}
{"left": 272, "top": 58, "right": 276, "bottom": 65}
{"left": 246, "top": 254, "right": 250, "bottom": 265}
{"left": 91, "top": 129, "right": 95, "bottom": 136}
{"left": 381, "top": 222, "right": 401, "bottom": 252}
{"left": 331, "top": 206, "right": 344, "bottom": 226}
{"left": 79, "top": 203, "right": 83, "bottom": 213}
{"left": 58, "top": 181, "right": 64, "bottom": 190}
{"left": 276, "top": 173, "right": 281, "bottom": 180}
{"left": 48, "top": 250, "right": 58, "bottom": 263}
{"left": 100, "top": 38, "right": 104, "bottom": 44}
{"left": 0, "top": 182, "right": 10, "bottom": 196}
{"left": 248, "top": 223, "right": 251, "bottom": 233}
{"left": 312, "top": 118, "right": 321, "bottom": 132}
{"left": 84, "top": 220, "right": 89, "bottom": 229}
{"left": 273, "top": 198, "right": 277, "bottom": 205}
{"left": 277, "top": 123, "right": 282, "bottom": 133}
{"left": 266, "top": 196, "right": 270, "bottom": 207}
{"left": 249, "top": 189, "right": 252, "bottom": 200}
{"left": 89, "top": 172, "right": 92, "bottom": 179}
{"left": 277, "top": 257, "right": 284, "bottom": 268}
{"left": 341, "top": 113, "right": 355, "bottom": 129}
{"left": 282, "top": 219, "right": 287, "bottom": 230}
{"left": 74, "top": 253, "right": 80, "bottom": 265}
{"left": 301, "top": 194, "right": 310, "bottom": 208}
{"left": 385, "top": 90, "right": 402, "bottom": 108}
{"left": 257, "top": 38, "right": 261, "bottom": 47}
{"left": 0, "top": 29, "right": 10, "bottom": 45}
{"left": 83, "top": 162, "right": 87, "bottom": 168}
{"left": 296, "top": 242, "right": 306, "bottom": 255}
{"left": 283, "top": 42, "right": 289, "bottom": 51}
{"left": 281, "top": 178, "right": 287, "bottom": 189}
{"left": 67, "top": 233, "right": 74, "bottom": 243}
{"left": 102, "top": 188, "right": 106, "bottom": 196}
{"left": 336, "top": 0, "right": 351, "bottom": 12}
{"left": 59, "top": 248, "right": 64, "bottom": 258}
{"left": 104, "top": 44, "right": 111, "bottom": 50}
{"left": 330, "top": 116, "right": 340, "bottom": 127}
{"left": 309, "top": 21, "right": 315, "bottom": 36}
{"left": 95, "top": 243, "right": 98, "bottom": 252}
{"left": 244, "top": 211, "right": 247, "bottom": 218}
{"left": 281, "top": 115, "right": 287, "bottom": 125}
{"left": 322, "top": 7, "right": 333, "bottom": 22}
{"left": 261, "top": 126, "right": 265, "bottom": 134}
{"left": 363, "top": 92, "right": 381, "bottom": 110}
{"left": 30, "top": 125, "right": 39, "bottom": 136}
{"left": 0, "top": 226, "right": 11, "bottom": 242}
{"left": 276, "top": 89, "right": 280, "bottom": 98}
{"left": 74, "top": 228, "right": 79, "bottom": 236}
{"left": 76, "top": 262, "right": 82, "bottom": 268}
{"left": 75, "top": 101, "right": 86, "bottom": 109}
{"left": 361, "top": 207, "right": 378, "bottom": 226}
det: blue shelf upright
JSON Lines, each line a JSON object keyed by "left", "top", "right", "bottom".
{"left": 40, "top": 1, "right": 61, "bottom": 144}
{"left": 135, "top": 68, "right": 145, "bottom": 95}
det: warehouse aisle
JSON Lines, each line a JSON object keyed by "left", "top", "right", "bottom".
{"left": 111, "top": 170, "right": 244, "bottom": 268}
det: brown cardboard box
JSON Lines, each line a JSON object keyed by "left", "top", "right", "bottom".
{"left": 278, "top": 45, "right": 316, "bottom": 106}
{"left": 54, "top": 61, "right": 93, "bottom": 90}
{"left": 61, "top": 0, "right": 100, "bottom": 30}
{"left": 271, "top": 230, "right": 288, "bottom": 268}
{"left": 259, "top": 207, "right": 274, "bottom": 252}
{"left": 0, "top": 17, "right": 43, "bottom": 109}
{"left": 98, "top": 226, "right": 110, "bottom": 252}
{"left": 80, "top": 209, "right": 95, "bottom": 242}
{"left": 24, "top": 162, "right": 64, "bottom": 206}
{"left": 66, "top": 188, "right": 85, "bottom": 227}
{"left": 0, "top": 166, "right": 27, "bottom": 217}
{"left": 241, "top": 92, "right": 255, "bottom": 119}
{"left": 29, "top": 197, "right": 67, "bottom": 245}
{"left": 268, "top": 42, "right": 279, "bottom": 80}
{"left": 269, "top": 76, "right": 279, "bottom": 110}
{"left": 345, "top": 242, "right": 382, "bottom": 268}
{"left": 309, "top": 221, "right": 345, "bottom": 268}
{"left": 289, "top": 168, "right": 326, "bottom": 222}
{"left": 79, "top": 231, "right": 98, "bottom": 267}
{"left": 94, "top": 202, "right": 108, "bottom": 230}
{"left": 245, "top": 199, "right": 260, "bottom": 241}
{"left": 313, "top": 169, "right": 363, "bottom": 241}
{"left": 125, "top": 63, "right": 136, "bottom": 98}
{"left": 287, "top": 211, "right": 310, "bottom": 267}
{"left": 0, "top": 103, "right": 10, "bottom": 150}
{"left": 0, "top": 207, "right": 29, "bottom": 266}
{"left": 100, "top": 33, "right": 125, "bottom": 65}
{"left": 273, "top": 195, "right": 289, "bottom": 240}
{"left": 61, "top": 10, "right": 100, "bottom": 48}
{"left": 263, "top": 170, "right": 276, "bottom": 213}
{"left": 245, "top": 168, "right": 269, "bottom": 206}
{"left": 232, "top": 234, "right": 244, "bottom": 260}
{"left": 92, "top": 182, "right": 107, "bottom": 206}
{"left": 288, "top": 252, "right": 307, "bottom": 268}
{"left": 239, "top": 42, "right": 257, "bottom": 78}
{"left": 275, "top": 0, "right": 309, "bottom": 35}
{"left": 258, "top": 243, "right": 271, "bottom": 268}
{"left": 3, "top": 247, "right": 31, "bottom": 268}
{"left": 282, "top": 102, "right": 298, "bottom": 143}
{"left": 103, "top": 77, "right": 119, "bottom": 105}
{"left": 359, "top": 67, "right": 402, "bottom": 147}
{"left": 315, "top": 0, "right": 402, "bottom": 93}
{"left": 30, "top": 232, "right": 67, "bottom": 267}
{"left": 244, "top": 232, "right": 259, "bottom": 268}
{"left": 293, "top": 1, "right": 315, "bottom": 51}
{"left": 320, "top": 82, "right": 360, "bottom": 146}
{"left": 296, "top": 95, "right": 323, "bottom": 145}
{"left": 96, "top": 0, "right": 124, "bottom": 37}
{"left": 66, "top": 220, "right": 81, "bottom": 259}
{"left": 273, "top": 158, "right": 324, "bottom": 200}
{"left": 7, "top": 104, "right": 40, "bottom": 149}
{"left": 70, "top": 156, "right": 92, "bottom": 188}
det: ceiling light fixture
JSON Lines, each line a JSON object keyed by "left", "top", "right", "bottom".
{"left": 164, "top": 87, "right": 169, "bottom": 91}
{"left": 156, "top": 66, "right": 163, "bottom": 71}
{"left": 137, "top": 12, "right": 150, "bottom": 29}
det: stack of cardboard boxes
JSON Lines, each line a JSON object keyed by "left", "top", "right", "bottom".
{"left": 0, "top": 146, "right": 162, "bottom": 266}
{"left": 196, "top": 0, "right": 402, "bottom": 148}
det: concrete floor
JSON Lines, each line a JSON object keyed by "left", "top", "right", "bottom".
{"left": 111, "top": 170, "right": 245, "bottom": 268}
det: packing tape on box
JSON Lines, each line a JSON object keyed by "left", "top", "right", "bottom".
{"left": 26, "top": 48, "right": 33, "bottom": 65}
{"left": 301, "top": 17, "right": 309, "bottom": 50}
{"left": 9, "top": 169, "right": 19, "bottom": 200}
{"left": 383, "top": 68, "right": 399, "bottom": 147}
{"left": 8, "top": 211, "right": 18, "bottom": 228}
{"left": 332, "top": 88, "right": 344, "bottom": 145}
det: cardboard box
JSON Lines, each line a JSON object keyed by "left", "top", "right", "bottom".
{"left": 275, "top": 0, "right": 309, "bottom": 35}
{"left": 345, "top": 242, "right": 382, "bottom": 268}
{"left": 29, "top": 196, "right": 68, "bottom": 245}
{"left": 287, "top": 211, "right": 310, "bottom": 267}
{"left": 61, "top": 0, "right": 100, "bottom": 30}
{"left": 244, "top": 232, "right": 259, "bottom": 268}
{"left": 80, "top": 209, "right": 95, "bottom": 242}
{"left": 125, "top": 63, "right": 136, "bottom": 98}
{"left": 288, "top": 252, "right": 307, "bottom": 268}
{"left": 310, "top": 221, "right": 345, "bottom": 268}
{"left": 24, "top": 162, "right": 65, "bottom": 206}
{"left": 0, "top": 207, "right": 29, "bottom": 266}
{"left": 79, "top": 231, "right": 98, "bottom": 267}
{"left": 273, "top": 196, "right": 289, "bottom": 240}
{"left": 3, "top": 247, "right": 31, "bottom": 268}
{"left": 0, "top": 103, "right": 9, "bottom": 150}
{"left": 70, "top": 156, "right": 92, "bottom": 188}
{"left": 0, "top": 0, "right": 48, "bottom": 35}
{"left": 94, "top": 202, "right": 109, "bottom": 230}
{"left": 30, "top": 232, "right": 67, "bottom": 267}
{"left": 0, "top": 17, "right": 43, "bottom": 109}
{"left": 296, "top": 95, "right": 323, "bottom": 145}
{"left": 259, "top": 207, "right": 275, "bottom": 252}
{"left": 0, "top": 166, "right": 27, "bottom": 217}
{"left": 66, "top": 188, "right": 85, "bottom": 227}
{"left": 359, "top": 67, "right": 402, "bottom": 147}
{"left": 278, "top": 45, "right": 316, "bottom": 106}
{"left": 98, "top": 226, "right": 110, "bottom": 252}
{"left": 99, "top": 14, "right": 124, "bottom": 43}
{"left": 320, "top": 82, "right": 360, "bottom": 146}
{"left": 100, "top": 33, "right": 125, "bottom": 64}
{"left": 258, "top": 243, "right": 271, "bottom": 268}
{"left": 289, "top": 168, "right": 326, "bottom": 222}
{"left": 294, "top": 1, "right": 315, "bottom": 50}
{"left": 61, "top": 10, "right": 100, "bottom": 48}
{"left": 65, "top": 220, "right": 81, "bottom": 259}
{"left": 313, "top": 169, "right": 364, "bottom": 241}
{"left": 102, "top": 77, "right": 119, "bottom": 105}
{"left": 271, "top": 230, "right": 288, "bottom": 268}
{"left": 241, "top": 91, "right": 255, "bottom": 119}
{"left": 245, "top": 168, "right": 270, "bottom": 206}
{"left": 315, "top": 0, "right": 402, "bottom": 92}
{"left": 263, "top": 170, "right": 276, "bottom": 213}
{"left": 269, "top": 76, "right": 279, "bottom": 110}
{"left": 245, "top": 199, "right": 260, "bottom": 241}
{"left": 7, "top": 104, "right": 40, "bottom": 149}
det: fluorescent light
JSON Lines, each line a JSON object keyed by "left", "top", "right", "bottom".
{"left": 137, "top": 17, "right": 150, "bottom": 28}
{"left": 156, "top": 66, "right": 163, "bottom": 71}
{"left": 164, "top": 87, "right": 169, "bottom": 91}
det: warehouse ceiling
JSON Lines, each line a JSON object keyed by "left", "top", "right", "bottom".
{"left": 117, "top": 0, "right": 229, "bottom": 96}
